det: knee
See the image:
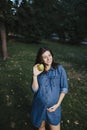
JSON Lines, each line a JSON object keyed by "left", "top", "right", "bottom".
{"left": 49, "top": 123, "right": 60, "bottom": 130}
{"left": 39, "top": 121, "right": 45, "bottom": 129}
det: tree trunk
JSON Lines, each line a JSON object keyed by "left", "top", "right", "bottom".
{"left": 0, "top": 22, "right": 8, "bottom": 60}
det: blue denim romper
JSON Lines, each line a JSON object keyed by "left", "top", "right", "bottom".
{"left": 31, "top": 65, "right": 68, "bottom": 128}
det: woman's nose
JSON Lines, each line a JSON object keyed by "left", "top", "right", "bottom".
{"left": 47, "top": 57, "right": 50, "bottom": 60}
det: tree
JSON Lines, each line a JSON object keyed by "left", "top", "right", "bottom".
{"left": 57, "top": 0, "right": 87, "bottom": 43}
{"left": 0, "top": 22, "right": 8, "bottom": 60}
{"left": 32, "top": 0, "right": 61, "bottom": 38}
{"left": 0, "top": 1, "right": 8, "bottom": 60}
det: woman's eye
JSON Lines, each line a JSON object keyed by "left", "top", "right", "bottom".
{"left": 44, "top": 57, "right": 47, "bottom": 59}
{"left": 49, "top": 54, "right": 52, "bottom": 57}
{"left": 43, "top": 56, "right": 46, "bottom": 59}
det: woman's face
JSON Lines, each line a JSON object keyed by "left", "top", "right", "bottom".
{"left": 41, "top": 51, "right": 53, "bottom": 66}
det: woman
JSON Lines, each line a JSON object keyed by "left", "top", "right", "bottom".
{"left": 31, "top": 47, "right": 68, "bottom": 130}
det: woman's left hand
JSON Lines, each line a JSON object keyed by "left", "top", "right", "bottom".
{"left": 47, "top": 104, "right": 59, "bottom": 112}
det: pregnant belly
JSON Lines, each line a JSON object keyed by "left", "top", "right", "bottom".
{"left": 37, "top": 93, "right": 59, "bottom": 107}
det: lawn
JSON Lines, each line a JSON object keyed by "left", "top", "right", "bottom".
{"left": 0, "top": 40, "right": 87, "bottom": 130}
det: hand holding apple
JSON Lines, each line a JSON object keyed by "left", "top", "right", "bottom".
{"left": 33, "top": 64, "right": 44, "bottom": 77}
{"left": 37, "top": 64, "right": 44, "bottom": 71}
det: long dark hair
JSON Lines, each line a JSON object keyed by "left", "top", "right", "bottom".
{"left": 35, "top": 47, "right": 59, "bottom": 69}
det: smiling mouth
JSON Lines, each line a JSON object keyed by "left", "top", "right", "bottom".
{"left": 45, "top": 62, "right": 51, "bottom": 65}
{"left": 46, "top": 61, "right": 52, "bottom": 65}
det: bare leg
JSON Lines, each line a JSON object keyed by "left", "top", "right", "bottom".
{"left": 38, "top": 121, "right": 46, "bottom": 130}
{"left": 49, "top": 123, "right": 60, "bottom": 130}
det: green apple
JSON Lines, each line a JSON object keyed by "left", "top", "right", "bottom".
{"left": 37, "top": 64, "right": 44, "bottom": 71}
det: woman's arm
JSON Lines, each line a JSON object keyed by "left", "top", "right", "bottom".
{"left": 32, "top": 75, "right": 39, "bottom": 92}
{"left": 56, "top": 92, "right": 66, "bottom": 107}
{"left": 31, "top": 64, "right": 43, "bottom": 92}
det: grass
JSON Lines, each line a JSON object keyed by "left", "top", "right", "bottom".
{"left": 0, "top": 40, "right": 87, "bottom": 130}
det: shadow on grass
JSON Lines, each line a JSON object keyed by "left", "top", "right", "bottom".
{"left": 0, "top": 80, "right": 37, "bottom": 130}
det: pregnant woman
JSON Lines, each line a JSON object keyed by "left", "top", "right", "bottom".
{"left": 31, "top": 47, "right": 68, "bottom": 130}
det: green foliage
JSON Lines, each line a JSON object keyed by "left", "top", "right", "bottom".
{"left": 1, "top": 0, "right": 87, "bottom": 43}
{"left": 57, "top": 0, "right": 87, "bottom": 42}
{"left": 0, "top": 40, "right": 87, "bottom": 130}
